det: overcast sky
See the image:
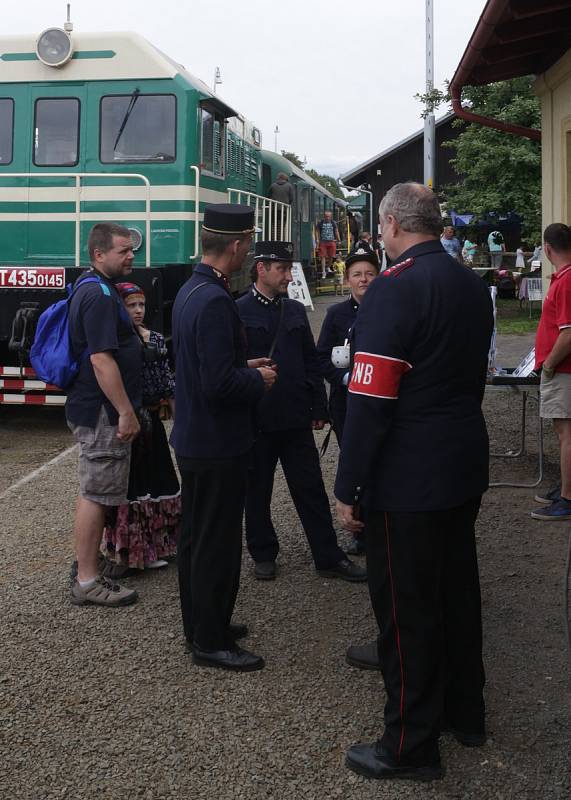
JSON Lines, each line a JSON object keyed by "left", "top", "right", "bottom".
{"left": 5, "top": 0, "right": 486, "bottom": 178}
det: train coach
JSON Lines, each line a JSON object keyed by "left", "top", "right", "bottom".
{"left": 0, "top": 21, "right": 343, "bottom": 405}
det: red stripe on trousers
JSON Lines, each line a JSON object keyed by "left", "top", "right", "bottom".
{"left": 384, "top": 511, "right": 406, "bottom": 759}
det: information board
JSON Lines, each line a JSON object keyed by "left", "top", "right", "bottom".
{"left": 287, "top": 263, "right": 314, "bottom": 311}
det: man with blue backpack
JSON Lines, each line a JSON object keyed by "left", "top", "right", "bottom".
{"left": 66, "top": 223, "right": 142, "bottom": 607}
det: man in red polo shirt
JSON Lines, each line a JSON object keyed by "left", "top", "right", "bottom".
{"left": 532, "top": 223, "right": 571, "bottom": 520}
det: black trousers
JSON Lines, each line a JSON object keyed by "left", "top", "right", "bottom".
{"left": 366, "top": 498, "right": 485, "bottom": 765}
{"left": 245, "top": 428, "right": 345, "bottom": 570}
{"left": 177, "top": 453, "right": 249, "bottom": 651}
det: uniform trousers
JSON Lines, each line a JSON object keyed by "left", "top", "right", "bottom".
{"left": 177, "top": 452, "right": 249, "bottom": 651}
{"left": 245, "top": 428, "right": 345, "bottom": 570}
{"left": 366, "top": 497, "right": 485, "bottom": 765}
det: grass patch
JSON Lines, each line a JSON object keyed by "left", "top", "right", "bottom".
{"left": 495, "top": 298, "right": 540, "bottom": 334}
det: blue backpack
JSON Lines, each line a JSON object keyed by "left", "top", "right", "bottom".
{"left": 30, "top": 276, "right": 106, "bottom": 389}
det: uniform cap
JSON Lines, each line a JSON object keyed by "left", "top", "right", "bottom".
{"left": 253, "top": 240, "right": 295, "bottom": 262}
{"left": 202, "top": 203, "right": 260, "bottom": 234}
{"left": 345, "top": 249, "right": 379, "bottom": 272}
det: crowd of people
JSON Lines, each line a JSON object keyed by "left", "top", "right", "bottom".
{"left": 63, "top": 181, "right": 571, "bottom": 784}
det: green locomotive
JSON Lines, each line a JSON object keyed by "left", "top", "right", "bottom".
{"left": 0, "top": 22, "right": 343, "bottom": 404}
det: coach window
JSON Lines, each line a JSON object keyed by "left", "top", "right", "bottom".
{"left": 33, "top": 98, "right": 79, "bottom": 166}
{"left": 100, "top": 94, "right": 176, "bottom": 163}
{"left": 201, "top": 106, "right": 224, "bottom": 177}
{"left": 301, "top": 187, "right": 310, "bottom": 223}
{"left": 0, "top": 99, "right": 14, "bottom": 164}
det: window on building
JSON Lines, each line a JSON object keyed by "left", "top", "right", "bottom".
{"left": 34, "top": 98, "right": 79, "bottom": 166}
{"left": 201, "top": 107, "right": 224, "bottom": 176}
{"left": 0, "top": 99, "right": 14, "bottom": 165}
{"left": 100, "top": 94, "right": 176, "bottom": 163}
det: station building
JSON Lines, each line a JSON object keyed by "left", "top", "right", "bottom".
{"left": 450, "top": 0, "right": 571, "bottom": 283}
{"left": 341, "top": 112, "right": 462, "bottom": 234}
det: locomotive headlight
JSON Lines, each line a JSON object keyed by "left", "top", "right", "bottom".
{"left": 36, "top": 28, "right": 73, "bottom": 67}
{"left": 127, "top": 227, "right": 143, "bottom": 252}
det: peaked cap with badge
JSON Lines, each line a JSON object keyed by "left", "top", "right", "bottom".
{"left": 345, "top": 248, "right": 379, "bottom": 272}
{"left": 202, "top": 203, "right": 260, "bottom": 235}
{"left": 253, "top": 240, "right": 295, "bottom": 262}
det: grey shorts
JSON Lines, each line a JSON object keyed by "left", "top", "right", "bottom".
{"left": 540, "top": 372, "right": 571, "bottom": 419}
{"left": 68, "top": 406, "right": 132, "bottom": 506}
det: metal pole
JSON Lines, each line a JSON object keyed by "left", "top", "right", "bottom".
{"left": 424, "top": 0, "right": 435, "bottom": 190}
{"left": 274, "top": 125, "right": 279, "bottom": 153}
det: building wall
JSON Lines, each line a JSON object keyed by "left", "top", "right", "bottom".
{"left": 535, "top": 50, "right": 571, "bottom": 282}
{"left": 355, "top": 117, "right": 462, "bottom": 233}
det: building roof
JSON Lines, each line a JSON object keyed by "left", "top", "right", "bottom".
{"left": 450, "top": 0, "right": 571, "bottom": 88}
{"left": 341, "top": 112, "right": 455, "bottom": 185}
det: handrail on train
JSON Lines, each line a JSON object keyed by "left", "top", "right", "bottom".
{"left": 189, "top": 166, "right": 200, "bottom": 260}
{"left": 0, "top": 173, "right": 152, "bottom": 267}
{"left": 227, "top": 188, "right": 291, "bottom": 242}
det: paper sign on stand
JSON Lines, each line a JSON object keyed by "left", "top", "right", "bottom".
{"left": 287, "top": 262, "right": 314, "bottom": 310}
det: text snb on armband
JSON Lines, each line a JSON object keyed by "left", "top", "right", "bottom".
{"left": 348, "top": 352, "right": 412, "bottom": 399}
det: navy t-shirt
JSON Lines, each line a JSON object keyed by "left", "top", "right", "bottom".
{"left": 65, "top": 270, "right": 142, "bottom": 428}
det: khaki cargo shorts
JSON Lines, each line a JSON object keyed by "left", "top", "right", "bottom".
{"left": 68, "top": 406, "right": 131, "bottom": 506}
{"left": 540, "top": 371, "right": 571, "bottom": 419}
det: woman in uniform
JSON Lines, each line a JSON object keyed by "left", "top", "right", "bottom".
{"left": 316, "top": 249, "right": 379, "bottom": 554}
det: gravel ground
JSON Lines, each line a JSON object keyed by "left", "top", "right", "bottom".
{"left": 1, "top": 295, "right": 571, "bottom": 799}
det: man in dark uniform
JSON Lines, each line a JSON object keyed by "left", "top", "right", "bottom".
{"left": 237, "top": 241, "right": 367, "bottom": 583}
{"left": 171, "top": 204, "right": 277, "bottom": 672}
{"left": 335, "top": 182, "right": 493, "bottom": 781}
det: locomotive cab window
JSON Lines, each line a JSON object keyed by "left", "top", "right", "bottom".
{"left": 201, "top": 107, "right": 224, "bottom": 177}
{"left": 33, "top": 98, "right": 79, "bottom": 166}
{"left": 100, "top": 93, "right": 176, "bottom": 163}
{"left": 0, "top": 98, "right": 14, "bottom": 164}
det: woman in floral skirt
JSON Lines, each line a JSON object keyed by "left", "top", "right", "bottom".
{"left": 102, "top": 282, "right": 180, "bottom": 574}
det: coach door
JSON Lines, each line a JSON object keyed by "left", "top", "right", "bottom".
{"left": 27, "top": 84, "right": 86, "bottom": 263}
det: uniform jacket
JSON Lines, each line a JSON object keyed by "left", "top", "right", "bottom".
{"left": 170, "top": 264, "right": 264, "bottom": 459}
{"left": 334, "top": 240, "right": 494, "bottom": 513}
{"left": 316, "top": 296, "right": 358, "bottom": 414}
{"left": 237, "top": 287, "right": 328, "bottom": 432}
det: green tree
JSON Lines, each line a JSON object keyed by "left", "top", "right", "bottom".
{"left": 280, "top": 150, "right": 344, "bottom": 200}
{"left": 280, "top": 150, "right": 304, "bottom": 169}
{"left": 416, "top": 77, "right": 542, "bottom": 242}
{"left": 306, "top": 169, "right": 344, "bottom": 200}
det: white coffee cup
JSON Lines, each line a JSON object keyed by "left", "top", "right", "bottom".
{"left": 331, "top": 344, "right": 350, "bottom": 369}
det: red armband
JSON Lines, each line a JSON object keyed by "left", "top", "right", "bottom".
{"left": 348, "top": 352, "right": 412, "bottom": 399}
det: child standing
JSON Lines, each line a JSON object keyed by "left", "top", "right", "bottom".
{"left": 102, "top": 282, "right": 180, "bottom": 574}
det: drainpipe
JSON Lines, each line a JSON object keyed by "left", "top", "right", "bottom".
{"left": 449, "top": 0, "right": 541, "bottom": 141}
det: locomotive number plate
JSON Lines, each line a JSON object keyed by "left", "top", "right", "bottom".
{"left": 0, "top": 267, "right": 65, "bottom": 289}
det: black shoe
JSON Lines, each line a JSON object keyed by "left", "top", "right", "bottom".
{"left": 441, "top": 721, "right": 486, "bottom": 747}
{"left": 317, "top": 558, "right": 367, "bottom": 582}
{"left": 191, "top": 644, "right": 265, "bottom": 672}
{"left": 346, "top": 742, "right": 443, "bottom": 782}
{"left": 184, "top": 622, "right": 249, "bottom": 652}
{"left": 254, "top": 561, "right": 277, "bottom": 580}
{"left": 229, "top": 622, "right": 248, "bottom": 640}
{"left": 345, "top": 538, "right": 366, "bottom": 556}
{"left": 346, "top": 641, "right": 381, "bottom": 671}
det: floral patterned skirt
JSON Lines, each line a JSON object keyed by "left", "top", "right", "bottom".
{"left": 102, "top": 408, "right": 180, "bottom": 569}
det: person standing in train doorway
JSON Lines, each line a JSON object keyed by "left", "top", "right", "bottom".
{"left": 316, "top": 210, "right": 341, "bottom": 279}
{"left": 171, "top": 203, "right": 277, "bottom": 673}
